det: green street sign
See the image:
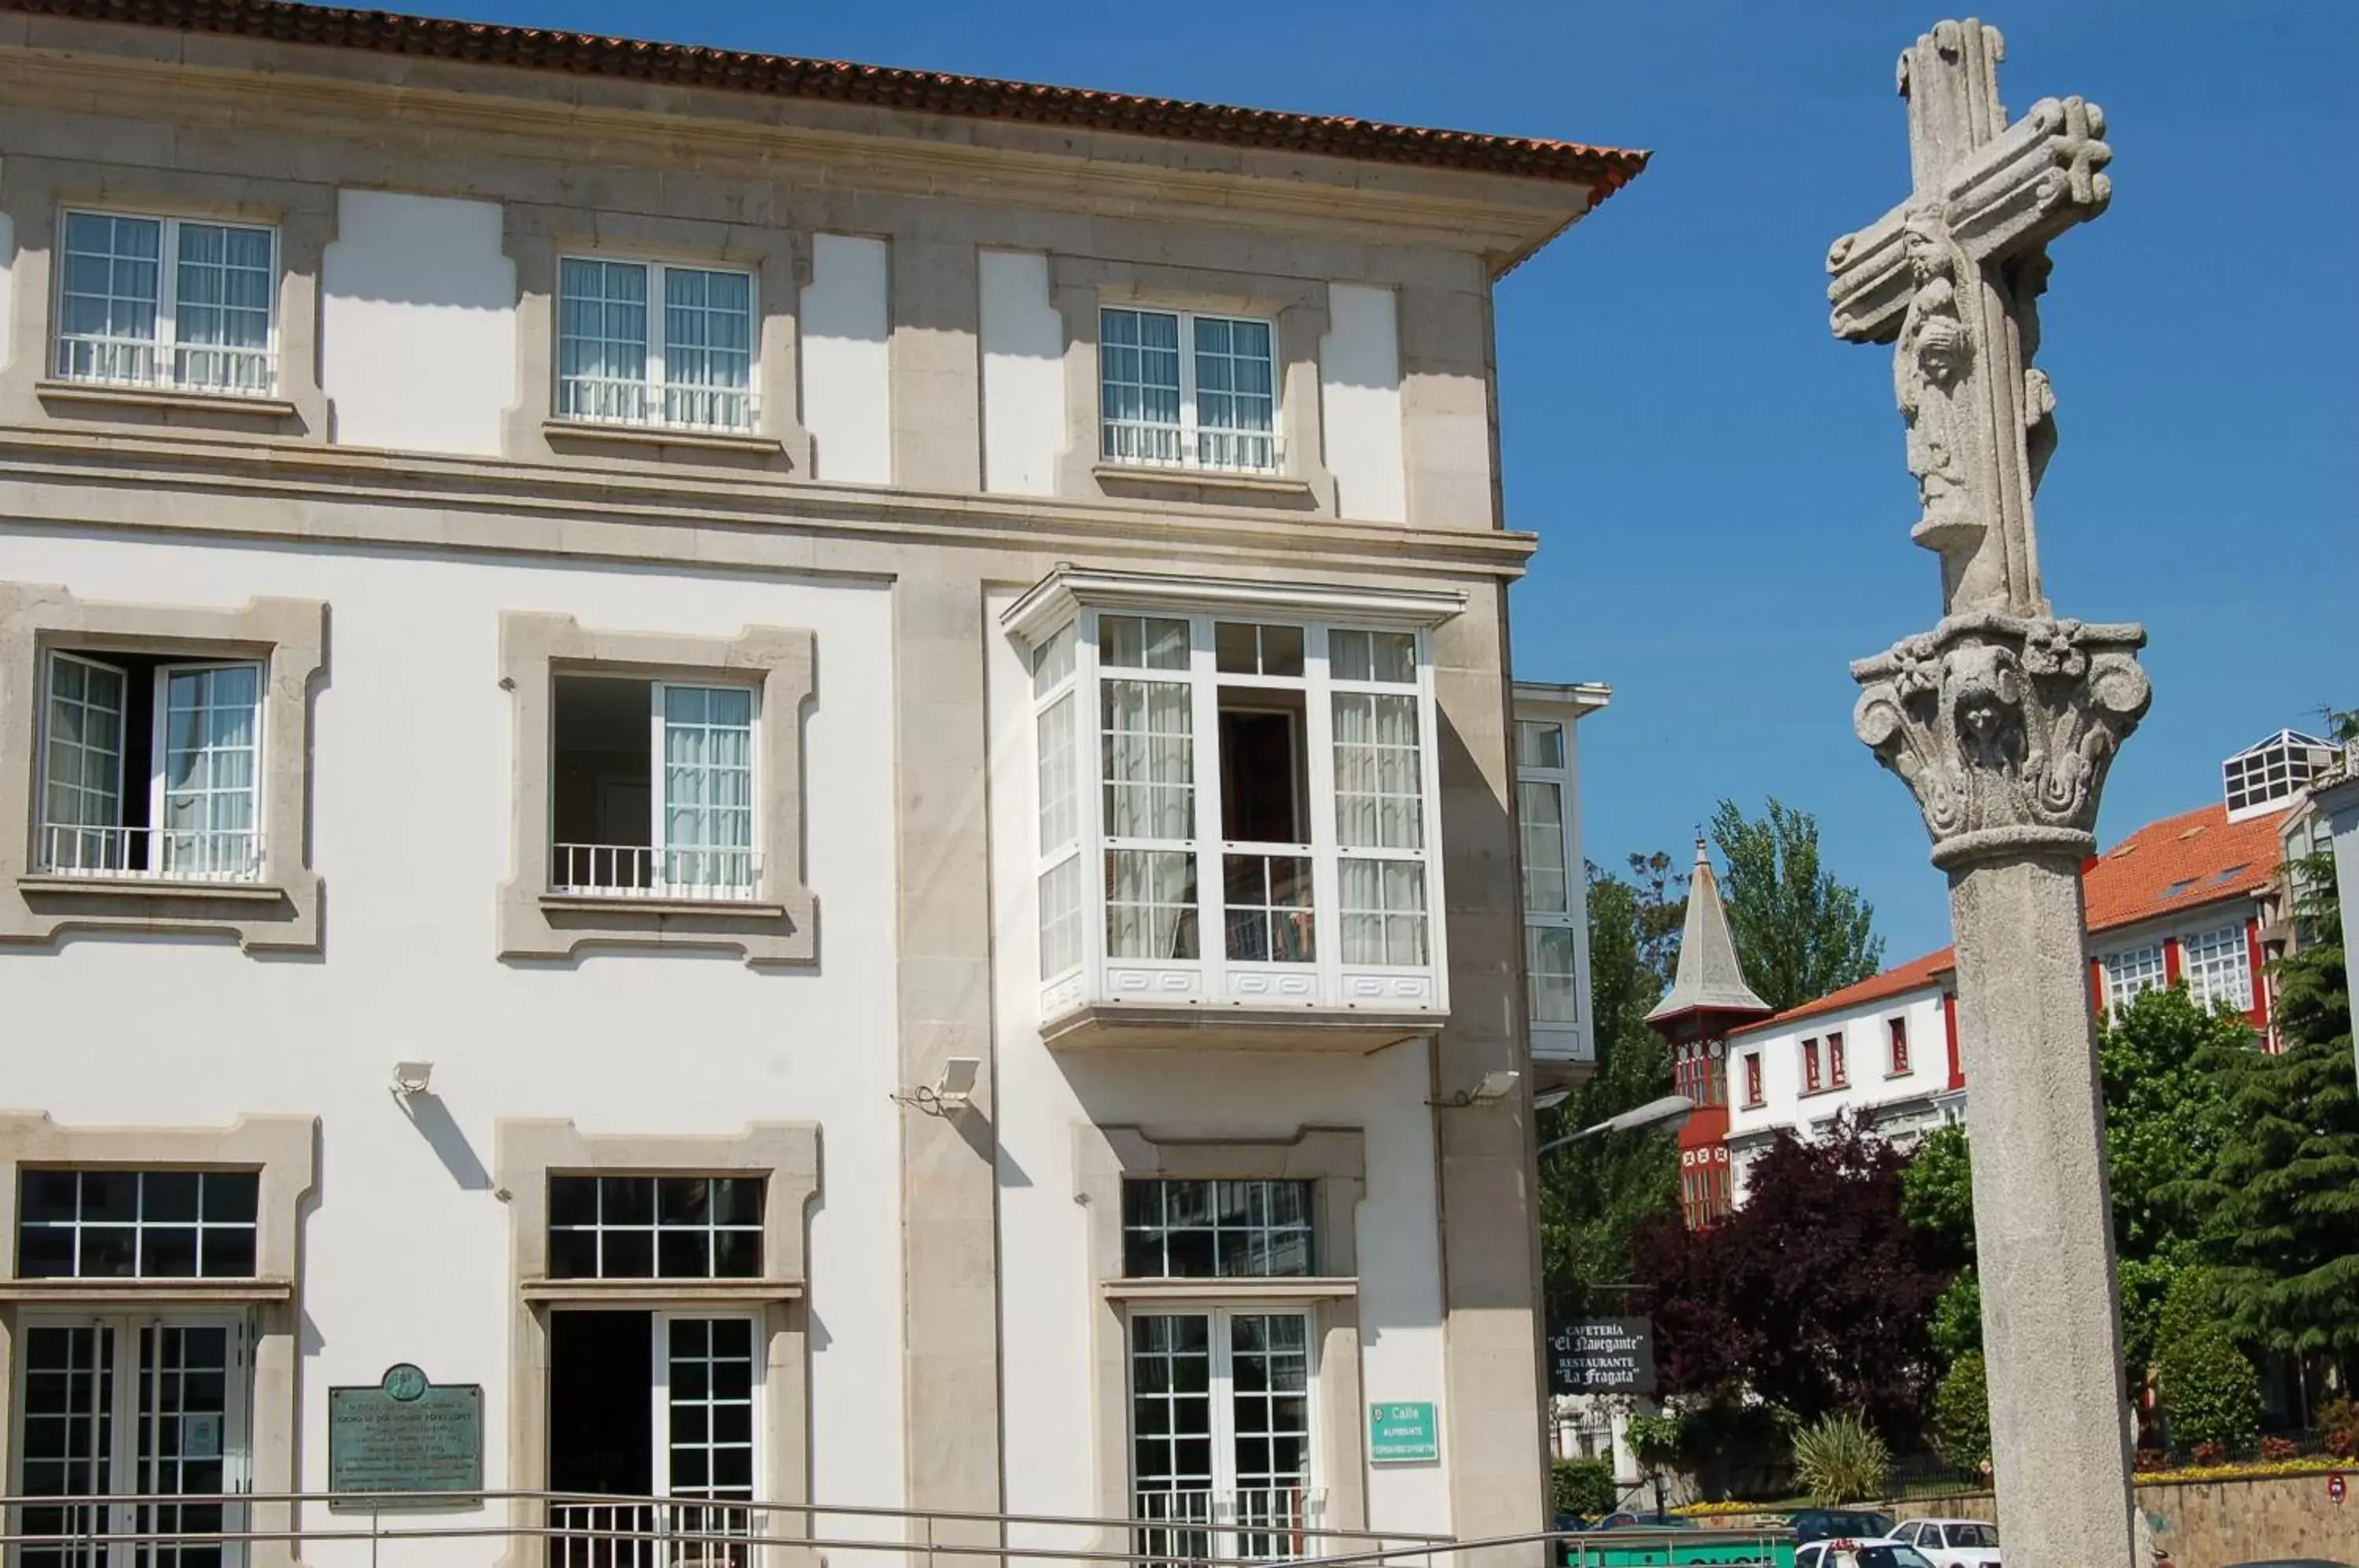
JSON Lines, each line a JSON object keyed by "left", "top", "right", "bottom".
{"left": 1367, "top": 1401, "right": 1438, "bottom": 1463}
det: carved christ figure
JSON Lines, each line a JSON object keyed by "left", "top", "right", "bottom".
{"left": 1893, "top": 210, "right": 2010, "bottom": 614}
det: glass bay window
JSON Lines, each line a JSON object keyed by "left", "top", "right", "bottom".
{"left": 1024, "top": 591, "right": 1449, "bottom": 1029}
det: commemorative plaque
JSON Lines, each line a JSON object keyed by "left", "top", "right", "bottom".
{"left": 328, "top": 1364, "right": 484, "bottom": 1511}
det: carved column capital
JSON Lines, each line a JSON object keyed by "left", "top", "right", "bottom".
{"left": 1853, "top": 610, "right": 2151, "bottom": 871}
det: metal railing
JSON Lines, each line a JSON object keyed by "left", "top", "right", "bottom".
{"left": 551, "top": 844, "right": 760, "bottom": 901}
{"left": 1099, "top": 421, "right": 1285, "bottom": 477}
{"left": 0, "top": 1489, "right": 1448, "bottom": 1568}
{"left": 35, "top": 823, "right": 264, "bottom": 883}
{"left": 55, "top": 336, "right": 278, "bottom": 397}
{"left": 556, "top": 375, "right": 760, "bottom": 435}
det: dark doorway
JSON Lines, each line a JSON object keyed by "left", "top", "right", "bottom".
{"left": 549, "top": 1310, "right": 653, "bottom": 1496}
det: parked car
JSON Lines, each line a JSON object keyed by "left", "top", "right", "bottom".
{"left": 1890, "top": 1518, "right": 2000, "bottom": 1568}
{"left": 1796, "top": 1542, "right": 1938, "bottom": 1568}
{"left": 1789, "top": 1511, "right": 1899, "bottom": 1544}
{"left": 1595, "top": 1511, "right": 1698, "bottom": 1529}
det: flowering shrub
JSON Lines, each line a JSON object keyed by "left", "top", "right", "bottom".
{"left": 2133, "top": 1448, "right": 2169, "bottom": 1473}
{"left": 2258, "top": 1436, "right": 2298, "bottom": 1460}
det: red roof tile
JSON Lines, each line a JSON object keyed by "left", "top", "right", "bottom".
{"left": 1730, "top": 946, "right": 1956, "bottom": 1037}
{"left": 1728, "top": 801, "right": 2291, "bottom": 1038}
{"left": 4, "top": 0, "right": 1651, "bottom": 201}
{"left": 2081, "top": 801, "right": 2286, "bottom": 935}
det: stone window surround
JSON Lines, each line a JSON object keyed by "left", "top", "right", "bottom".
{"left": 1075, "top": 1123, "right": 1367, "bottom": 1536}
{"left": 496, "top": 612, "right": 816, "bottom": 966}
{"left": 0, "top": 583, "right": 327, "bottom": 953}
{"left": 1051, "top": 258, "right": 1337, "bottom": 513}
{"left": 492, "top": 1119, "right": 819, "bottom": 1568}
{"left": 503, "top": 205, "right": 815, "bottom": 471}
{"left": 0, "top": 1112, "right": 316, "bottom": 1568}
{"left": 0, "top": 158, "right": 334, "bottom": 435}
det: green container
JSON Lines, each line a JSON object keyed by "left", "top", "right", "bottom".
{"left": 1561, "top": 1529, "right": 1795, "bottom": 1568}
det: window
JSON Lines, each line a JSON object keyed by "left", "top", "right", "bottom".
{"left": 1827, "top": 1032, "right": 1848, "bottom": 1088}
{"left": 550, "top": 675, "right": 758, "bottom": 900}
{"left": 1130, "top": 1310, "right": 1316, "bottom": 1565}
{"left": 1888, "top": 1017, "right": 1911, "bottom": 1075}
{"left": 1099, "top": 307, "right": 1278, "bottom": 473}
{"left": 19, "top": 1318, "right": 251, "bottom": 1568}
{"left": 56, "top": 211, "right": 276, "bottom": 396}
{"left": 1015, "top": 587, "right": 1448, "bottom": 1025}
{"left": 1802, "top": 1038, "right": 1823, "bottom": 1094}
{"left": 547, "top": 1311, "right": 758, "bottom": 1568}
{"left": 558, "top": 257, "right": 756, "bottom": 432}
{"left": 1743, "top": 1053, "right": 1763, "bottom": 1108}
{"left": 37, "top": 651, "right": 264, "bottom": 883}
{"left": 17, "top": 1169, "right": 259, "bottom": 1279}
{"left": 2182, "top": 924, "right": 2253, "bottom": 1011}
{"left": 1518, "top": 720, "right": 1581, "bottom": 1028}
{"left": 1123, "top": 1180, "right": 1313, "bottom": 1279}
{"left": 2103, "top": 944, "right": 2167, "bottom": 1011}
{"left": 546, "top": 1175, "right": 764, "bottom": 1279}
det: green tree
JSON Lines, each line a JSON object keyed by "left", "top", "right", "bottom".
{"left": 1930, "top": 1352, "right": 1992, "bottom": 1470}
{"left": 2181, "top": 847, "right": 2359, "bottom": 1372}
{"left": 1708, "top": 799, "right": 1882, "bottom": 1013}
{"left": 1538, "top": 859, "right": 1684, "bottom": 1312}
{"left": 2154, "top": 1268, "right": 2261, "bottom": 1452}
{"left": 1900, "top": 1124, "right": 1975, "bottom": 1259}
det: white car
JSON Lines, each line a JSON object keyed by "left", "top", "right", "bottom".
{"left": 1796, "top": 1540, "right": 1938, "bottom": 1568}
{"left": 1890, "top": 1519, "right": 2001, "bottom": 1568}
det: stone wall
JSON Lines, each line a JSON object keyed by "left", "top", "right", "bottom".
{"left": 1894, "top": 1470, "right": 2357, "bottom": 1568}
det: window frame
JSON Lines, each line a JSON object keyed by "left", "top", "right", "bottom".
{"left": 1801, "top": 1037, "right": 1824, "bottom": 1095}
{"left": 53, "top": 208, "right": 280, "bottom": 398}
{"left": 1887, "top": 1016, "right": 1911, "bottom": 1077}
{"left": 1098, "top": 305, "right": 1282, "bottom": 475}
{"left": 17, "top": 1169, "right": 262, "bottom": 1283}
{"left": 548, "top": 675, "right": 764, "bottom": 903}
{"left": 2181, "top": 922, "right": 2253, "bottom": 1013}
{"left": 498, "top": 614, "right": 815, "bottom": 966}
{"left": 554, "top": 253, "right": 760, "bottom": 434}
{"left": 1827, "top": 1031, "right": 1848, "bottom": 1088}
{"left": 1125, "top": 1303, "right": 1320, "bottom": 1562}
{"left": 1743, "top": 1051, "right": 1764, "bottom": 1108}
{"left": 1042, "top": 608, "right": 1444, "bottom": 1016}
{"left": 2103, "top": 943, "right": 2167, "bottom": 1012}
{"left": 1516, "top": 720, "right": 1582, "bottom": 1032}
{"left": 16, "top": 1310, "right": 256, "bottom": 1568}
{"left": 545, "top": 1174, "right": 767, "bottom": 1283}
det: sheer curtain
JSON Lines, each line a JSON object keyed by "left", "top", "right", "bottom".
{"left": 174, "top": 223, "right": 274, "bottom": 392}
{"left": 159, "top": 664, "right": 260, "bottom": 878}
{"left": 662, "top": 267, "right": 753, "bottom": 429}
{"left": 663, "top": 686, "right": 755, "bottom": 891}
{"left": 558, "top": 258, "right": 650, "bottom": 423}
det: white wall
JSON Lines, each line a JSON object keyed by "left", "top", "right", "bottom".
{"left": 984, "top": 595, "right": 1456, "bottom": 1539}
{"left": 320, "top": 190, "right": 516, "bottom": 456}
{"left": 978, "top": 249, "right": 1064, "bottom": 496}
{"left": 0, "top": 530, "right": 905, "bottom": 1523}
{"left": 800, "top": 234, "right": 892, "bottom": 485}
{"left": 1319, "top": 284, "right": 1408, "bottom": 524}
{"left": 1722, "top": 984, "right": 1951, "bottom": 1204}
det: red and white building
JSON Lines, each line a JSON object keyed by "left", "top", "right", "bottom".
{"left": 1712, "top": 731, "right": 2324, "bottom": 1208}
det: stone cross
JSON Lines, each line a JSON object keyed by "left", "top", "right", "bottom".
{"left": 1831, "top": 22, "right": 2152, "bottom": 1568}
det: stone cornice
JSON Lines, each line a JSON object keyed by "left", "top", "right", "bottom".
{"left": 0, "top": 46, "right": 1590, "bottom": 263}
{"left": 0, "top": 425, "right": 1538, "bottom": 581}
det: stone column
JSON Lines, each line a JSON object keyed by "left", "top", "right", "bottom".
{"left": 1853, "top": 616, "right": 2150, "bottom": 1566}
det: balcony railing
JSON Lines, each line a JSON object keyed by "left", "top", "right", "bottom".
{"left": 550, "top": 1500, "right": 753, "bottom": 1568}
{"left": 1132, "top": 1488, "right": 1323, "bottom": 1566}
{"left": 1099, "top": 421, "right": 1285, "bottom": 477}
{"left": 35, "top": 823, "right": 263, "bottom": 884}
{"left": 551, "top": 844, "right": 760, "bottom": 902}
{"left": 55, "top": 335, "right": 277, "bottom": 398}
{"left": 556, "top": 375, "right": 759, "bottom": 436}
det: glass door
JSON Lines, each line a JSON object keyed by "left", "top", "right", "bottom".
{"left": 1128, "top": 1309, "right": 1314, "bottom": 1566}
{"left": 17, "top": 1318, "right": 248, "bottom": 1568}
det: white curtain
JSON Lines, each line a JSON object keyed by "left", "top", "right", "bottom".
{"left": 664, "top": 686, "right": 754, "bottom": 886}
{"left": 1332, "top": 692, "right": 1422, "bottom": 850}
{"left": 1102, "top": 679, "right": 1194, "bottom": 840}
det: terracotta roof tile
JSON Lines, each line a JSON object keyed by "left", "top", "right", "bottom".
{"left": 1730, "top": 946, "right": 1956, "bottom": 1037}
{"left": 4, "top": 0, "right": 1651, "bottom": 201}
{"left": 1728, "top": 801, "right": 2291, "bottom": 1038}
{"left": 2081, "top": 801, "right": 2286, "bottom": 934}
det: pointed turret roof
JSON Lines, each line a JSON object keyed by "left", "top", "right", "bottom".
{"left": 1645, "top": 838, "right": 1771, "bottom": 1026}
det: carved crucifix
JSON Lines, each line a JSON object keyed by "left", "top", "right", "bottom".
{"left": 1827, "top": 18, "right": 2111, "bottom": 620}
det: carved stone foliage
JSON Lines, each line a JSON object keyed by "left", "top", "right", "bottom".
{"left": 1853, "top": 613, "right": 2151, "bottom": 870}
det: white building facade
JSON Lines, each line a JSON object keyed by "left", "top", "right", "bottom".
{"left": 0, "top": 5, "right": 1646, "bottom": 1562}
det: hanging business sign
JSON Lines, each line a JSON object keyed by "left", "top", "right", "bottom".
{"left": 1367, "top": 1402, "right": 1440, "bottom": 1463}
{"left": 1548, "top": 1316, "right": 1657, "bottom": 1396}
{"left": 328, "top": 1364, "right": 484, "bottom": 1511}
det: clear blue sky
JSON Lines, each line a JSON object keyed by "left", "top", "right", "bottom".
{"left": 439, "top": 0, "right": 2355, "bottom": 961}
